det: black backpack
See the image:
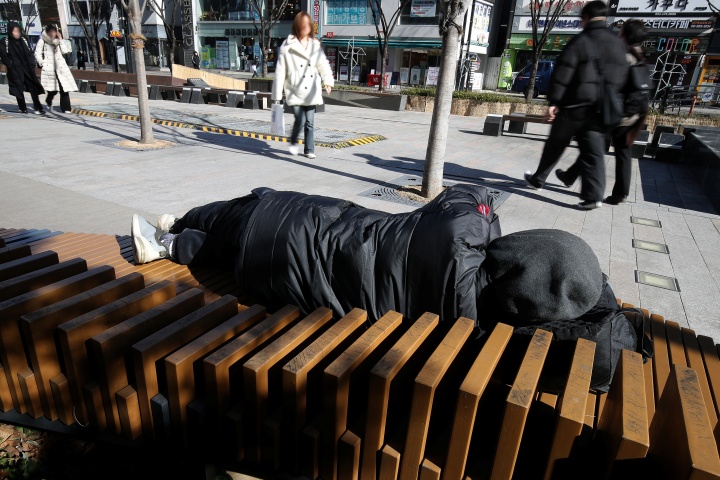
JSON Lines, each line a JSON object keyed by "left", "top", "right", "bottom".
{"left": 508, "top": 275, "right": 653, "bottom": 393}
{"left": 623, "top": 60, "right": 653, "bottom": 118}
{"left": 594, "top": 54, "right": 624, "bottom": 130}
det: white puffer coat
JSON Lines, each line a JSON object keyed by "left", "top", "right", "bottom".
{"left": 35, "top": 32, "right": 78, "bottom": 93}
{"left": 271, "top": 35, "right": 334, "bottom": 106}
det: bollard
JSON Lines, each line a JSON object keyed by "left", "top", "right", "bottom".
{"left": 0, "top": 72, "right": 7, "bottom": 84}
{"left": 104, "top": 82, "right": 115, "bottom": 96}
{"left": 655, "top": 133, "right": 685, "bottom": 162}
{"left": 79, "top": 80, "right": 90, "bottom": 93}
{"left": 243, "top": 92, "right": 259, "bottom": 109}
{"left": 190, "top": 88, "right": 205, "bottom": 104}
{"left": 483, "top": 114, "right": 504, "bottom": 136}
{"left": 181, "top": 87, "right": 193, "bottom": 103}
{"left": 112, "top": 83, "right": 127, "bottom": 97}
{"left": 631, "top": 130, "right": 650, "bottom": 159}
{"left": 148, "top": 85, "right": 161, "bottom": 100}
{"left": 225, "top": 91, "right": 244, "bottom": 108}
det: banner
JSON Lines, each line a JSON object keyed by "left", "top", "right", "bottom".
{"left": 612, "top": 17, "right": 715, "bottom": 30}
{"left": 410, "top": 67, "right": 422, "bottom": 85}
{"left": 216, "top": 40, "right": 230, "bottom": 69}
{"left": 469, "top": 1, "right": 492, "bottom": 45}
{"left": 425, "top": 66, "right": 440, "bottom": 86}
{"left": 611, "top": 0, "right": 712, "bottom": 16}
{"left": 411, "top": 0, "right": 436, "bottom": 17}
{"left": 400, "top": 67, "right": 410, "bottom": 84}
{"left": 512, "top": 16, "right": 583, "bottom": 33}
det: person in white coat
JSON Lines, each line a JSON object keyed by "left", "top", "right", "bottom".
{"left": 271, "top": 12, "right": 334, "bottom": 159}
{"left": 35, "top": 25, "right": 78, "bottom": 113}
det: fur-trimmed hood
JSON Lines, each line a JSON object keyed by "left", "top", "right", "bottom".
{"left": 41, "top": 31, "right": 61, "bottom": 46}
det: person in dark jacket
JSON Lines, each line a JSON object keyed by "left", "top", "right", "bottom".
{"left": 131, "top": 185, "right": 501, "bottom": 323}
{"left": 192, "top": 51, "right": 200, "bottom": 69}
{"left": 524, "top": 1, "right": 629, "bottom": 210}
{"left": 77, "top": 49, "right": 86, "bottom": 70}
{"left": 555, "top": 20, "right": 649, "bottom": 205}
{"left": 0, "top": 22, "right": 45, "bottom": 114}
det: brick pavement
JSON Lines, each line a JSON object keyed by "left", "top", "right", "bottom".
{"left": 1, "top": 85, "right": 719, "bottom": 338}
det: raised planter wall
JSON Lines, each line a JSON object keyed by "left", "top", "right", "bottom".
{"left": 173, "top": 64, "right": 247, "bottom": 90}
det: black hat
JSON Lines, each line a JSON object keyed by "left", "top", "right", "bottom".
{"left": 482, "top": 229, "right": 604, "bottom": 323}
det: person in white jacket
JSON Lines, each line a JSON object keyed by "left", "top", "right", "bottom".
{"left": 35, "top": 25, "right": 78, "bottom": 113}
{"left": 271, "top": 12, "right": 334, "bottom": 159}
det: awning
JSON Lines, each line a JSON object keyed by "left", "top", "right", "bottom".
{"left": 321, "top": 37, "right": 442, "bottom": 49}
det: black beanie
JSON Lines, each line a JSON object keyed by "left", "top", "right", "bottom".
{"left": 482, "top": 229, "right": 604, "bottom": 323}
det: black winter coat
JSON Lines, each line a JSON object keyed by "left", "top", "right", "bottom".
{"left": 0, "top": 29, "right": 44, "bottom": 97}
{"left": 547, "top": 21, "right": 628, "bottom": 109}
{"left": 227, "top": 185, "right": 501, "bottom": 323}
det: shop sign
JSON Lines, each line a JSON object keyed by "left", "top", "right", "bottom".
{"left": 610, "top": 0, "right": 711, "bottom": 16}
{"left": 425, "top": 66, "right": 440, "bottom": 85}
{"left": 182, "top": 0, "right": 196, "bottom": 59}
{"left": 326, "top": 32, "right": 334, "bottom": 38}
{"left": 411, "top": 0, "right": 437, "bottom": 17}
{"left": 641, "top": 36, "right": 706, "bottom": 53}
{"left": 515, "top": 0, "right": 590, "bottom": 16}
{"left": 469, "top": 1, "right": 492, "bottom": 46}
{"left": 0, "top": 22, "right": 7, "bottom": 37}
{"left": 110, "top": 30, "right": 123, "bottom": 38}
{"left": 613, "top": 17, "right": 714, "bottom": 29}
{"left": 313, "top": 0, "right": 320, "bottom": 36}
{"left": 510, "top": 34, "right": 574, "bottom": 50}
{"left": 513, "top": 16, "right": 583, "bottom": 32}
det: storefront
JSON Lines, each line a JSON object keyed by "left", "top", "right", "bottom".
{"left": 141, "top": 24, "right": 168, "bottom": 68}
{"left": 696, "top": 26, "right": 720, "bottom": 102}
{"left": 197, "top": 23, "right": 291, "bottom": 71}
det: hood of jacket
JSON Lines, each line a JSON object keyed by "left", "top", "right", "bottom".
{"left": 6, "top": 22, "right": 22, "bottom": 41}
{"left": 41, "top": 31, "right": 61, "bottom": 46}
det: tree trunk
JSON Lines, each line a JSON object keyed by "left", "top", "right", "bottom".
{"left": 525, "top": 49, "right": 539, "bottom": 102}
{"left": 261, "top": 35, "right": 269, "bottom": 78}
{"left": 421, "top": 20, "right": 463, "bottom": 199}
{"left": 91, "top": 37, "right": 100, "bottom": 71}
{"left": 128, "top": 0, "right": 155, "bottom": 144}
{"left": 378, "top": 41, "right": 389, "bottom": 92}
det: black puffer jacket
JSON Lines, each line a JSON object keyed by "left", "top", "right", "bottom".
{"left": 227, "top": 185, "right": 501, "bottom": 323}
{"left": 547, "top": 21, "right": 629, "bottom": 108}
{"left": 0, "top": 23, "right": 44, "bottom": 97}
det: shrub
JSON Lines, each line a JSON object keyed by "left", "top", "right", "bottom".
{"left": 400, "top": 87, "right": 548, "bottom": 104}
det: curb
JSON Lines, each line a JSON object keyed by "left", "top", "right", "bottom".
{"left": 70, "top": 108, "right": 386, "bottom": 149}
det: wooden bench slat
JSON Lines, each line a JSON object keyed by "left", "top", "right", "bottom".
{"left": 322, "top": 311, "right": 403, "bottom": 480}
{"left": 698, "top": 335, "right": 720, "bottom": 428}
{"left": 649, "top": 365, "right": 720, "bottom": 479}
{"left": 379, "top": 445, "right": 402, "bottom": 480}
{"left": 116, "top": 385, "right": 142, "bottom": 440}
{"left": 57, "top": 280, "right": 176, "bottom": 428}
{"left": 443, "top": 323, "right": 514, "bottom": 480}
{"left": 544, "top": 338, "right": 596, "bottom": 480}
{"left": 651, "top": 314, "right": 671, "bottom": 400}
{"left": 20, "top": 270, "right": 136, "bottom": 422}
{"left": 361, "top": 312, "right": 439, "bottom": 480}
{"left": 0, "top": 244, "right": 32, "bottom": 264}
{"left": 666, "top": 321, "right": 688, "bottom": 368}
{"left": 681, "top": 328, "right": 718, "bottom": 429}
{"left": 88, "top": 288, "right": 205, "bottom": 435}
{"left": 49, "top": 374, "right": 74, "bottom": 426}
{"left": 131, "top": 295, "right": 238, "bottom": 437}
{"left": 164, "top": 304, "right": 265, "bottom": 444}
{"left": 339, "top": 430, "right": 362, "bottom": 480}
{"left": 399, "top": 317, "right": 474, "bottom": 480}
{"left": 243, "top": 307, "right": 333, "bottom": 464}
{"left": 0, "top": 251, "right": 58, "bottom": 282}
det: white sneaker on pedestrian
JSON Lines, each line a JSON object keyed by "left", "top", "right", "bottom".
{"left": 288, "top": 144, "right": 299, "bottom": 155}
{"left": 157, "top": 214, "right": 177, "bottom": 233}
{"left": 131, "top": 214, "right": 169, "bottom": 264}
{"left": 306, "top": 153, "right": 316, "bottom": 159}
{"left": 577, "top": 200, "right": 603, "bottom": 210}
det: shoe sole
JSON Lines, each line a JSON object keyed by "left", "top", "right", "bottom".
{"left": 578, "top": 203, "right": 602, "bottom": 210}
{"left": 131, "top": 214, "right": 156, "bottom": 264}
{"left": 524, "top": 176, "right": 542, "bottom": 190}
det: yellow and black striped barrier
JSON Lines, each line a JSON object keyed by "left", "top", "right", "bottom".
{"left": 70, "top": 108, "right": 386, "bottom": 149}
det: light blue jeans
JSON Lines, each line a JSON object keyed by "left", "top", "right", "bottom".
{"left": 291, "top": 105, "right": 316, "bottom": 154}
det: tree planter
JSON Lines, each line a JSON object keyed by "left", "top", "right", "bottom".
{"left": 405, "top": 96, "right": 546, "bottom": 117}
{"left": 248, "top": 79, "right": 273, "bottom": 92}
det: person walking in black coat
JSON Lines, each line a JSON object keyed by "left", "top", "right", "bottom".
{"left": 0, "top": 22, "right": 45, "bottom": 114}
{"left": 192, "top": 51, "right": 200, "bottom": 69}
{"left": 77, "top": 49, "right": 86, "bottom": 70}
{"left": 524, "top": 1, "right": 629, "bottom": 209}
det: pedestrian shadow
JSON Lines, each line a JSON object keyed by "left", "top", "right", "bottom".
{"left": 353, "top": 152, "right": 576, "bottom": 209}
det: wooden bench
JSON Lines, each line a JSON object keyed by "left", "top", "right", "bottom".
{"left": 0, "top": 227, "right": 719, "bottom": 480}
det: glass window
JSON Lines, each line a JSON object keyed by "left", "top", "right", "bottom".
{"left": 70, "top": 1, "right": 89, "bottom": 22}
{"left": 400, "top": 0, "right": 441, "bottom": 26}
{"left": 325, "top": 0, "right": 369, "bottom": 25}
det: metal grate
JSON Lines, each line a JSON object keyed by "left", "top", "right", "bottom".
{"left": 632, "top": 239, "right": 669, "bottom": 254}
{"left": 631, "top": 217, "right": 662, "bottom": 228}
{"left": 636, "top": 271, "right": 680, "bottom": 292}
{"left": 358, "top": 176, "right": 511, "bottom": 209}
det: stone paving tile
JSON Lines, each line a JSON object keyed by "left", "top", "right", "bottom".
{"left": 635, "top": 249, "right": 675, "bottom": 278}
{"left": 633, "top": 224, "right": 666, "bottom": 243}
{"left": 683, "top": 215, "right": 720, "bottom": 291}
{"left": 657, "top": 210, "right": 692, "bottom": 239}
{"left": 638, "top": 284, "right": 689, "bottom": 327}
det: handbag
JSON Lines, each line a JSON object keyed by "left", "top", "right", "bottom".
{"left": 270, "top": 103, "right": 286, "bottom": 136}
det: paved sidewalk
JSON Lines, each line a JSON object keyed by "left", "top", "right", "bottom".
{"left": 1, "top": 85, "right": 720, "bottom": 340}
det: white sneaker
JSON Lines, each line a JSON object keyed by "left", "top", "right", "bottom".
{"left": 288, "top": 144, "right": 299, "bottom": 155}
{"left": 306, "top": 153, "right": 316, "bottom": 159}
{"left": 157, "top": 214, "right": 177, "bottom": 233}
{"left": 131, "top": 214, "right": 169, "bottom": 264}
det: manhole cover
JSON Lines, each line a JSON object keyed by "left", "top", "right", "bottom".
{"left": 359, "top": 176, "right": 511, "bottom": 208}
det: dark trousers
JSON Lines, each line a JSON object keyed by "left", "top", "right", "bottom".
{"left": 291, "top": 105, "right": 316, "bottom": 153}
{"left": 168, "top": 194, "right": 260, "bottom": 267}
{"left": 565, "top": 126, "right": 632, "bottom": 199}
{"left": 530, "top": 107, "right": 607, "bottom": 202}
{"left": 46, "top": 83, "right": 71, "bottom": 112}
{"left": 15, "top": 91, "right": 42, "bottom": 112}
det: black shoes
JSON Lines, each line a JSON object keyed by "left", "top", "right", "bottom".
{"left": 555, "top": 169, "right": 574, "bottom": 187}
{"left": 577, "top": 200, "right": 603, "bottom": 210}
{"left": 603, "top": 195, "right": 628, "bottom": 205}
{"left": 524, "top": 172, "right": 543, "bottom": 190}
